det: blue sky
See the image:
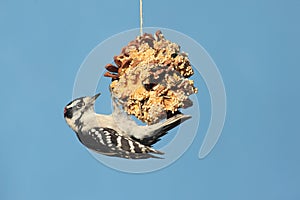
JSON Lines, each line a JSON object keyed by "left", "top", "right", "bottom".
{"left": 1, "top": 0, "right": 300, "bottom": 199}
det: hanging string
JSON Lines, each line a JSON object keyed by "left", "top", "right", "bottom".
{"left": 140, "top": 0, "right": 143, "bottom": 36}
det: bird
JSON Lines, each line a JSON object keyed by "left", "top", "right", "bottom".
{"left": 64, "top": 93, "right": 191, "bottom": 159}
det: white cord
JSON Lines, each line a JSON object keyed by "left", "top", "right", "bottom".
{"left": 140, "top": 0, "right": 143, "bottom": 35}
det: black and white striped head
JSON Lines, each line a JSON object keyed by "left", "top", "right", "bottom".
{"left": 64, "top": 93, "right": 100, "bottom": 122}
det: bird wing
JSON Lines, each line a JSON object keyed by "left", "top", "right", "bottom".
{"left": 76, "top": 127, "right": 163, "bottom": 159}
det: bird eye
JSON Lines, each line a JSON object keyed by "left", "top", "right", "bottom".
{"left": 77, "top": 102, "right": 85, "bottom": 108}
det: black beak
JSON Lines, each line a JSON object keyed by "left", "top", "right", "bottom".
{"left": 91, "top": 93, "right": 101, "bottom": 102}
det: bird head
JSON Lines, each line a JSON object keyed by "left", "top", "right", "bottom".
{"left": 64, "top": 93, "right": 100, "bottom": 129}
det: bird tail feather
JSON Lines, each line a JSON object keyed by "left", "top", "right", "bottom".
{"left": 132, "top": 114, "right": 191, "bottom": 146}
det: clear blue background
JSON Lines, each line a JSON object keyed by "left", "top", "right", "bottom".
{"left": 1, "top": 0, "right": 299, "bottom": 199}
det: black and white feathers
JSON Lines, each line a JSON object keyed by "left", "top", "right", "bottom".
{"left": 64, "top": 93, "right": 191, "bottom": 159}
